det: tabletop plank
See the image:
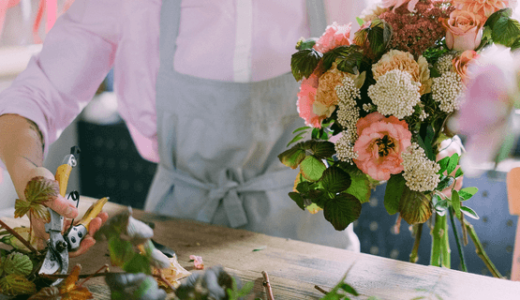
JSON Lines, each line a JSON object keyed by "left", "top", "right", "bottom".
{"left": 3, "top": 197, "right": 520, "bottom": 300}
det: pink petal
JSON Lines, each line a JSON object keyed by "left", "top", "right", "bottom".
{"left": 190, "top": 255, "right": 204, "bottom": 270}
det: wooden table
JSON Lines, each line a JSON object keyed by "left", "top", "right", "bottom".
{"left": 4, "top": 198, "right": 520, "bottom": 300}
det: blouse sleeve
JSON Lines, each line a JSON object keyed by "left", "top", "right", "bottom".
{"left": 0, "top": 0, "right": 121, "bottom": 168}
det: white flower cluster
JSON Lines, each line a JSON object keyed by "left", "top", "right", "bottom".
{"left": 335, "top": 130, "right": 359, "bottom": 164}
{"left": 401, "top": 143, "right": 441, "bottom": 192}
{"left": 335, "top": 76, "right": 361, "bottom": 163}
{"left": 419, "top": 110, "right": 429, "bottom": 121}
{"left": 362, "top": 103, "right": 373, "bottom": 112}
{"left": 435, "top": 54, "right": 454, "bottom": 74}
{"left": 367, "top": 70, "right": 421, "bottom": 119}
{"left": 432, "top": 71, "right": 464, "bottom": 114}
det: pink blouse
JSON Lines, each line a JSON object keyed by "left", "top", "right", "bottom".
{"left": 0, "top": 0, "right": 365, "bottom": 167}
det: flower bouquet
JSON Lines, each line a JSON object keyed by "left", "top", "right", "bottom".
{"left": 279, "top": 0, "right": 520, "bottom": 273}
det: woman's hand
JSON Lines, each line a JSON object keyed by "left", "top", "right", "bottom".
{"left": 24, "top": 167, "right": 108, "bottom": 257}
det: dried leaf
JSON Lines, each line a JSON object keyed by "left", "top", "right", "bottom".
{"left": 14, "top": 176, "right": 56, "bottom": 221}
{"left": 59, "top": 264, "right": 82, "bottom": 295}
{"left": 153, "top": 256, "right": 191, "bottom": 289}
{"left": 0, "top": 274, "right": 37, "bottom": 296}
{"left": 3, "top": 252, "right": 33, "bottom": 276}
{"left": 62, "top": 286, "right": 93, "bottom": 300}
{"left": 28, "top": 287, "right": 61, "bottom": 300}
{"left": 189, "top": 255, "right": 204, "bottom": 270}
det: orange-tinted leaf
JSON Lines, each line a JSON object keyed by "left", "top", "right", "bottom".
{"left": 59, "top": 264, "right": 81, "bottom": 295}
{"left": 24, "top": 176, "right": 59, "bottom": 204}
{"left": 27, "top": 286, "right": 61, "bottom": 300}
{"left": 62, "top": 286, "right": 93, "bottom": 300}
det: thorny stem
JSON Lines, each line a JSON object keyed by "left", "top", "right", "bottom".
{"left": 430, "top": 213, "right": 450, "bottom": 268}
{"left": 78, "top": 264, "right": 109, "bottom": 287}
{"left": 0, "top": 218, "right": 39, "bottom": 254}
{"left": 262, "top": 271, "right": 275, "bottom": 300}
{"left": 449, "top": 207, "right": 467, "bottom": 272}
{"left": 464, "top": 219, "right": 503, "bottom": 278}
{"left": 409, "top": 223, "right": 423, "bottom": 263}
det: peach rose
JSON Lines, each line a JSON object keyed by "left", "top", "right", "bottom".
{"left": 382, "top": 0, "right": 420, "bottom": 12}
{"left": 453, "top": 50, "right": 479, "bottom": 82}
{"left": 443, "top": 10, "right": 484, "bottom": 51}
{"left": 453, "top": 0, "right": 508, "bottom": 19}
{"left": 313, "top": 67, "right": 344, "bottom": 118}
{"left": 372, "top": 50, "right": 431, "bottom": 94}
{"left": 313, "top": 22, "right": 351, "bottom": 53}
{"left": 353, "top": 112, "right": 412, "bottom": 181}
{"left": 436, "top": 136, "right": 465, "bottom": 198}
{"left": 297, "top": 74, "right": 324, "bottom": 128}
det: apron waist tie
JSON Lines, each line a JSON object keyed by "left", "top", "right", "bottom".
{"left": 155, "top": 165, "right": 297, "bottom": 228}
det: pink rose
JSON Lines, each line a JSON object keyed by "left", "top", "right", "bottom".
{"left": 313, "top": 22, "right": 351, "bottom": 53}
{"left": 436, "top": 136, "right": 465, "bottom": 198}
{"left": 381, "top": 0, "right": 420, "bottom": 12}
{"left": 353, "top": 112, "right": 412, "bottom": 181}
{"left": 443, "top": 10, "right": 484, "bottom": 51}
{"left": 297, "top": 74, "right": 324, "bottom": 128}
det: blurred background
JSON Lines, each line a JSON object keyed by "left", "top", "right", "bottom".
{"left": 0, "top": 0, "right": 518, "bottom": 281}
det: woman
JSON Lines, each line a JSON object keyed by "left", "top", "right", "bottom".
{"left": 0, "top": 0, "right": 367, "bottom": 256}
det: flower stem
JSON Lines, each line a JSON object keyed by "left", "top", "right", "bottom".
{"left": 430, "top": 213, "right": 450, "bottom": 268}
{"left": 0, "top": 219, "right": 39, "bottom": 254}
{"left": 409, "top": 223, "right": 423, "bottom": 263}
{"left": 463, "top": 219, "right": 503, "bottom": 278}
{"left": 262, "top": 271, "right": 275, "bottom": 300}
{"left": 449, "top": 207, "right": 467, "bottom": 272}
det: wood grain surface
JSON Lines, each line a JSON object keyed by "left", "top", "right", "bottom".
{"left": 3, "top": 197, "right": 520, "bottom": 300}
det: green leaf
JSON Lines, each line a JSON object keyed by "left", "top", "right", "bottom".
{"left": 311, "top": 141, "right": 336, "bottom": 159}
{"left": 340, "top": 283, "right": 359, "bottom": 296}
{"left": 485, "top": 8, "right": 512, "bottom": 28}
{"left": 286, "top": 132, "right": 306, "bottom": 147}
{"left": 437, "top": 156, "right": 450, "bottom": 175}
{"left": 322, "top": 45, "right": 360, "bottom": 71}
{"left": 417, "top": 125, "right": 435, "bottom": 161}
{"left": 278, "top": 144, "right": 306, "bottom": 169}
{"left": 2, "top": 253, "right": 33, "bottom": 277}
{"left": 293, "top": 126, "right": 310, "bottom": 134}
{"left": 459, "top": 187, "right": 478, "bottom": 201}
{"left": 289, "top": 192, "right": 305, "bottom": 210}
{"left": 291, "top": 49, "right": 322, "bottom": 81}
{"left": 320, "top": 166, "right": 352, "bottom": 193}
{"left": 0, "top": 274, "right": 36, "bottom": 296}
{"left": 455, "top": 167, "right": 463, "bottom": 178}
{"left": 461, "top": 206, "right": 479, "bottom": 220}
{"left": 492, "top": 15, "right": 520, "bottom": 47}
{"left": 123, "top": 253, "right": 152, "bottom": 275}
{"left": 24, "top": 176, "right": 59, "bottom": 204}
{"left": 323, "top": 193, "right": 362, "bottom": 231}
{"left": 13, "top": 200, "right": 30, "bottom": 219}
{"left": 300, "top": 156, "right": 327, "bottom": 181}
{"left": 452, "top": 190, "right": 461, "bottom": 219}
{"left": 237, "top": 281, "right": 254, "bottom": 297}
{"left": 108, "top": 237, "right": 135, "bottom": 267}
{"left": 356, "top": 17, "right": 364, "bottom": 26}
{"left": 306, "top": 203, "right": 323, "bottom": 214}
{"left": 447, "top": 153, "right": 459, "bottom": 176}
{"left": 296, "top": 38, "right": 317, "bottom": 51}
{"left": 432, "top": 195, "right": 448, "bottom": 214}
{"left": 399, "top": 187, "right": 432, "bottom": 225}
{"left": 384, "top": 174, "right": 406, "bottom": 215}
{"left": 252, "top": 245, "right": 267, "bottom": 252}
{"left": 345, "top": 172, "right": 371, "bottom": 204}
{"left": 436, "top": 176, "right": 454, "bottom": 192}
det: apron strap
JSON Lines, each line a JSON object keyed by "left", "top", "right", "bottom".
{"left": 153, "top": 165, "right": 296, "bottom": 228}
{"left": 158, "top": 0, "right": 181, "bottom": 71}
{"left": 306, "top": 0, "right": 327, "bottom": 38}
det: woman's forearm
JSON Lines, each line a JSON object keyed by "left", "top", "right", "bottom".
{"left": 0, "top": 114, "right": 45, "bottom": 198}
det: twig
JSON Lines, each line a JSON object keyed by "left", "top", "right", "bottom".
{"left": 409, "top": 223, "right": 423, "bottom": 263}
{"left": 460, "top": 212, "right": 468, "bottom": 246}
{"left": 464, "top": 219, "right": 503, "bottom": 278}
{"left": 314, "top": 285, "right": 328, "bottom": 295}
{"left": 262, "top": 271, "right": 275, "bottom": 300}
{"left": 78, "top": 264, "right": 109, "bottom": 287}
{"left": 393, "top": 214, "right": 402, "bottom": 234}
{"left": 449, "top": 207, "right": 467, "bottom": 272}
{"left": 0, "top": 219, "right": 39, "bottom": 254}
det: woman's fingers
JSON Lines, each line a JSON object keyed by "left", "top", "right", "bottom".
{"left": 45, "top": 195, "right": 78, "bottom": 219}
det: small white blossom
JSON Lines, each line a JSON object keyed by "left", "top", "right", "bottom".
{"left": 432, "top": 71, "right": 464, "bottom": 114}
{"left": 368, "top": 70, "right": 421, "bottom": 119}
{"left": 435, "top": 55, "right": 454, "bottom": 74}
{"left": 334, "top": 76, "right": 362, "bottom": 163}
{"left": 335, "top": 130, "right": 359, "bottom": 164}
{"left": 419, "top": 110, "right": 429, "bottom": 121}
{"left": 362, "top": 103, "right": 373, "bottom": 113}
{"left": 401, "top": 143, "right": 441, "bottom": 192}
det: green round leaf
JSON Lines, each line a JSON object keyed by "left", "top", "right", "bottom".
{"left": 323, "top": 193, "right": 362, "bottom": 231}
{"left": 300, "top": 156, "right": 327, "bottom": 181}
{"left": 321, "top": 166, "right": 352, "bottom": 194}
{"left": 384, "top": 174, "right": 406, "bottom": 215}
{"left": 399, "top": 187, "right": 432, "bottom": 225}
{"left": 3, "top": 253, "right": 33, "bottom": 277}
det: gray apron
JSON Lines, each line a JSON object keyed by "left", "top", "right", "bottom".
{"left": 145, "top": 0, "right": 359, "bottom": 251}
